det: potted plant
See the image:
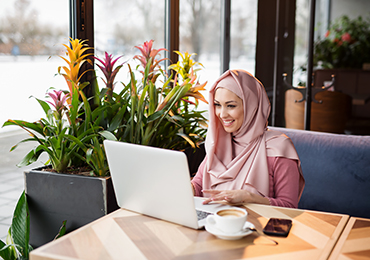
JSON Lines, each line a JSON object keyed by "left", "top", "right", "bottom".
{"left": 314, "top": 15, "right": 370, "bottom": 69}
{"left": 313, "top": 15, "right": 370, "bottom": 121}
{"left": 2, "top": 38, "right": 208, "bottom": 247}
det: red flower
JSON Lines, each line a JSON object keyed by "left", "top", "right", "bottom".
{"left": 341, "top": 32, "right": 352, "bottom": 43}
{"left": 333, "top": 38, "right": 343, "bottom": 46}
{"left": 325, "top": 30, "right": 330, "bottom": 38}
{"left": 94, "top": 52, "right": 125, "bottom": 97}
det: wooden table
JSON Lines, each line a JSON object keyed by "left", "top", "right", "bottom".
{"left": 329, "top": 217, "right": 370, "bottom": 260}
{"left": 30, "top": 204, "right": 349, "bottom": 260}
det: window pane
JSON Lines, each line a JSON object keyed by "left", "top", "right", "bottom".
{"left": 179, "top": 0, "right": 221, "bottom": 111}
{"left": 0, "top": 0, "right": 69, "bottom": 133}
{"left": 293, "top": 0, "right": 310, "bottom": 86}
{"left": 94, "top": 0, "right": 165, "bottom": 92}
{"left": 230, "top": 0, "right": 257, "bottom": 75}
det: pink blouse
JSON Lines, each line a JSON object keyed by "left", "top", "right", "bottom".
{"left": 191, "top": 156, "right": 301, "bottom": 208}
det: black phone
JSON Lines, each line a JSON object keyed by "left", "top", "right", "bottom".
{"left": 262, "top": 218, "right": 292, "bottom": 237}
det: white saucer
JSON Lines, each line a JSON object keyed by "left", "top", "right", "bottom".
{"left": 205, "top": 221, "right": 254, "bottom": 240}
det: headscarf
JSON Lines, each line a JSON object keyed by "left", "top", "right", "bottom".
{"left": 203, "top": 69, "right": 304, "bottom": 198}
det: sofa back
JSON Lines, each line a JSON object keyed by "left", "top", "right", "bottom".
{"left": 270, "top": 127, "right": 370, "bottom": 218}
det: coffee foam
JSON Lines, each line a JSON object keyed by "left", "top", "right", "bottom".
{"left": 217, "top": 209, "right": 245, "bottom": 218}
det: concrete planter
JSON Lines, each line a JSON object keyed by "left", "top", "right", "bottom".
{"left": 24, "top": 168, "right": 119, "bottom": 248}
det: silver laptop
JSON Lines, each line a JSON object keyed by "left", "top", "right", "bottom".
{"left": 104, "top": 140, "right": 230, "bottom": 229}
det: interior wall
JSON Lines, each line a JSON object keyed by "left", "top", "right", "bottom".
{"left": 331, "top": 0, "right": 370, "bottom": 20}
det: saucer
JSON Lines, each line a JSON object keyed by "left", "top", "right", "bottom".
{"left": 205, "top": 221, "right": 254, "bottom": 240}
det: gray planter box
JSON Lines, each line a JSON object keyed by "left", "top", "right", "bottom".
{"left": 24, "top": 168, "right": 119, "bottom": 248}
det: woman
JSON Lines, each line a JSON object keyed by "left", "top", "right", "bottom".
{"left": 191, "top": 69, "right": 305, "bottom": 208}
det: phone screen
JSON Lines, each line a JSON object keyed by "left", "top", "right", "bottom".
{"left": 262, "top": 218, "right": 292, "bottom": 237}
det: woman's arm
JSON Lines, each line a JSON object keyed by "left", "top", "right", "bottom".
{"left": 267, "top": 157, "right": 300, "bottom": 208}
{"left": 190, "top": 158, "right": 206, "bottom": 196}
{"left": 202, "top": 157, "right": 300, "bottom": 207}
{"left": 202, "top": 189, "right": 270, "bottom": 205}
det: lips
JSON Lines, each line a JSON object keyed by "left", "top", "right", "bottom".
{"left": 222, "top": 120, "right": 234, "bottom": 127}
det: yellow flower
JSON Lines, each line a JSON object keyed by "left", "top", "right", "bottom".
{"left": 58, "top": 38, "right": 93, "bottom": 95}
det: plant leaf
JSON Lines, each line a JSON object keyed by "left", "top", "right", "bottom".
{"left": 11, "top": 191, "right": 30, "bottom": 259}
{"left": 54, "top": 220, "right": 67, "bottom": 240}
{"left": 0, "top": 235, "right": 17, "bottom": 260}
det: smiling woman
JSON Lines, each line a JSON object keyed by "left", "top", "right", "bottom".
{"left": 214, "top": 87, "right": 244, "bottom": 133}
{"left": 191, "top": 69, "right": 305, "bottom": 209}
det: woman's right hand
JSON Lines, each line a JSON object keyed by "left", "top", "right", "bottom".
{"left": 202, "top": 189, "right": 270, "bottom": 205}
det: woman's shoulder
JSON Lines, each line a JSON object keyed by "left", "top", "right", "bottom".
{"left": 265, "top": 128, "right": 297, "bottom": 157}
{"left": 265, "top": 128, "right": 291, "bottom": 143}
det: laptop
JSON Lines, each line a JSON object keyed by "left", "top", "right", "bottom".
{"left": 104, "top": 140, "right": 230, "bottom": 229}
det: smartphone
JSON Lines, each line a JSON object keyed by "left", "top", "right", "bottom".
{"left": 262, "top": 218, "right": 292, "bottom": 237}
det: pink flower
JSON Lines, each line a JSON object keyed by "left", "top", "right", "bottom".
{"left": 341, "top": 32, "right": 352, "bottom": 43}
{"left": 47, "top": 90, "right": 69, "bottom": 113}
{"left": 133, "top": 40, "right": 168, "bottom": 83}
{"left": 94, "top": 52, "right": 125, "bottom": 95}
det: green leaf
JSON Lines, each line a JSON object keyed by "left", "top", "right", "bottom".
{"left": 3, "top": 120, "right": 45, "bottom": 137}
{"left": 54, "top": 220, "right": 67, "bottom": 240}
{"left": 147, "top": 110, "right": 165, "bottom": 123}
{"left": 34, "top": 97, "right": 52, "bottom": 116}
{"left": 99, "top": 130, "right": 117, "bottom": 141}
{"left": 107, "top": 104, "right": 128, "bottom": 132}
{"left": 11, "top": 191, "right": 30, "bottom": 259}
{"left": 0, "top": 235, "right": 17, "bottom": 260}
{"left": 16, "top": 146, "right": 45, "bottom": 167}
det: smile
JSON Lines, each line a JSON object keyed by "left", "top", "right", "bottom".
{"left": 222, "top": 120, "right": 234, "bottom": 126}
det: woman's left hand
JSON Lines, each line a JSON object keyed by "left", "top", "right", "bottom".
{"left": 202, "top": 189, "right": 270, "bottom": 205}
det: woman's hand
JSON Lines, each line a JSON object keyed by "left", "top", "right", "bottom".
{"left": 202, "top": 189, "right": 270, "bottom": 205}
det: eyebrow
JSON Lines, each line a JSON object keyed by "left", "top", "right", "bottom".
{"left": 214, "top": 99, "right": 238, "bottom": 104}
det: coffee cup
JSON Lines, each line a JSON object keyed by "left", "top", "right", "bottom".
{"left": 206, "top": 207, "right": 248, "bottom": 234}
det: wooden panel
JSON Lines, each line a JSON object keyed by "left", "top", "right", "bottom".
{"left": 30, "top": 204, "right": 349, "bottom": 260}
{"left": 285, "top": 89, "right": 305, "bottom": 130}
{"left": 329, "top": 217, "right": 370, "bottom": 260}
{"left": 311, "top": 90, "right": 351, "bottom": 134}
{"left": 284, "top": 89, "right": 351, "bottom": 134}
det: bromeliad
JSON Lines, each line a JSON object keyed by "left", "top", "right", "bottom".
{"left": 58, "top": 38, "right": 93, "bottom": 95}
{"left": 134, "top": 39, "right": 167, "bottom": 84}
{"left": 95, "top": 52, "right": 125, "bottom": 99}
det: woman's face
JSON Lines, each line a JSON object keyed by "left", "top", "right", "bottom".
{"left": 214, "top": 88, "right": 244, "bottom": 133}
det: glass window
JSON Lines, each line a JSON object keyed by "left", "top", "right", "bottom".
{"left": 94, "top": 0, "right": 165, "bottom": 92}
{"left": 179, "top": 0, "right": 221, "bottom": 111}
{"left": 230, "top": 0, "right": 257, "bottom": 75}
{"left": 293, "top": 0, "right": 310, "bottom": 86}
{"left": 293, "top": 0, "right": 334, "bottom": 87}
{"left": 0, "top": 0, "right": 69, "bottom": 133}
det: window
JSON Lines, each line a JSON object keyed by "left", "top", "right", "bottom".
{"left": 230, "top": 0, "right": 257, "bottom": 75}
{"left": 94, "top": 0, "right": 165, "bottom": 91}
{"left": 0, "top": 0, "right": 69, "bottom": 133}
{"left": 179, "top": 0, "right": 221, "bottom": 110}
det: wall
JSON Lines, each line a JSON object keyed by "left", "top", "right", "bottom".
{"left": 331, "top": 0, "right": 370, "bottom": 20}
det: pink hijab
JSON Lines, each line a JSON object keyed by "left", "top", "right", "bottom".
{"left": 203, "top": 69, "right": 304, "bottom": 198}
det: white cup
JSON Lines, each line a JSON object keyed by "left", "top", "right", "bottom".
{"left": 206, "top": 207, "right": 248, "bottom": 234}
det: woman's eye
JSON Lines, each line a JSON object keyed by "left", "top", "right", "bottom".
{"left": 228, "top": 105, "right": 236, "bottom": 108}
{"left": 214, "top": 103, "right": 221, "bottom": 107}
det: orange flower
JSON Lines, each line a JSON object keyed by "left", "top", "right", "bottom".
{"left": 58, "top": 38, "right": 93, "bottom": 95}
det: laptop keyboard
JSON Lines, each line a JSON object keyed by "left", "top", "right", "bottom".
{"left": 196, "top": 210, "right": 212, "bottom": 221}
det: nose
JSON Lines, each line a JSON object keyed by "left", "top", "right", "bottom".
{"left": 219, "top": 107, "right": 228, "bottom": 118}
